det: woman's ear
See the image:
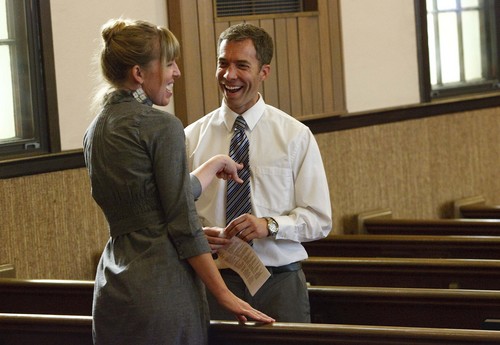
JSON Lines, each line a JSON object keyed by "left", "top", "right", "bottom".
{"left": 130, "top": 65, "right": 144, "bottom": 84}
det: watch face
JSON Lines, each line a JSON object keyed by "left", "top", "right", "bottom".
{"left": 267, "top": 218, "right": 278, "bottom": 235}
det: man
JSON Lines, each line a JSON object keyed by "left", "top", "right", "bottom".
{"left": 185, "top": 23, "right": 332, "bottom": 322}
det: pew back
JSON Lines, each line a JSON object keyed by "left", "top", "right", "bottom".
{"left": 302, "top": 256, "right": 500, "bottom": 289}
{"left": 303, "top": 234, "right": 500, "bottom": 258}
{"left": 362, "top": 218, "right": 500, "bottom": 236}
{"left": 459, "top": 204, "right": 500, "bottom": 220}
{"left": 2, "top": 314, "right": 500, "bottom": 345}
{"left": 309, "top": 285, "right": 500, "bottom": 330}
{"left": 0, "top": 264, "right": 15, "bottom": 278}
{"left": 0, "top": 313, "right": 92, "bottom": 345}
{"left": 0, "top": 279, "right": 93, "bottom": 315}
{"left": 3, "top": 279, "right": 500, "bottom": 331}
{"left": 209, "top": 321, "right": 500, "bottom": 345}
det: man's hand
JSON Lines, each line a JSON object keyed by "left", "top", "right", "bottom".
{"left": 203, "top": 227, "right": 231, "bottom": 252}
{"left": 224, "top": 214, "right": 268, "bottom": 243}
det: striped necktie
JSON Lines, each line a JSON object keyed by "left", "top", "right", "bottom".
{"left": 226, "top": 116, "right": 251, "bottom": 224}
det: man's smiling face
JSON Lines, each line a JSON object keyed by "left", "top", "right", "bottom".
{"left": 216, "top": 38, "right": 270, "bottom": 114}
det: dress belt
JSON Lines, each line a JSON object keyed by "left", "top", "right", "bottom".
{"left": 221, "top": 261, "right": 302, "bottom": 275}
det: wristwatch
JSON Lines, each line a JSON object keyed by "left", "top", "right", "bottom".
{"left": 265, "top": 217, "right": 279, "bottom": 237}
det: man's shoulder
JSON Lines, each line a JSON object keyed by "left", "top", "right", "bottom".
{"left": 264, "top": 104, "right": 309, "bottom": 131}
{"left": 185, "top": 109, "right": 219, "bottom": 134}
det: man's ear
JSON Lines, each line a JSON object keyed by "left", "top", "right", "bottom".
{"left": 130, "top": 65, "right": 144, "bottom": 84}
{"left": 260, "top": 64, "right": 271, "bottom": 81}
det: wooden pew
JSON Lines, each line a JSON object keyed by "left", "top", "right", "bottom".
{"left": 2, "top": 314, "right": 500, "bottom": 345}
{"left": 302, "top": 256, "right": 500, "bottom": 289}
{"left": 209, "top": 321, "right": 500, "bottom": 345}
{"left": 303, "top": 234, "right": 500, "bottom": 259}
{"left": 362, "top": 218, "right": 500, "bottom": 236}
{"left": 459, "top": 204, "right": 500, "bottom": 220}
{"left": 0, "top": 264, "right": 15, "bottom": 278}
{"left": 0, "top": 313, "right": 92, "bottom": 345}
{"left": 3, "top": 279, "right": 500, "bottom": 331}
{"left": 309, "top": 285, "right": 500, "bottom": 330}
{"left": 0, "top": 279, "right": 93, "bottom": 315}
{"left": 453, "top": 195, "right": 500, "bottom": 219}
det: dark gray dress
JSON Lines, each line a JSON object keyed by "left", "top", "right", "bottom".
{"left": 83, "top": 90, "right": 211, "bottom": 345}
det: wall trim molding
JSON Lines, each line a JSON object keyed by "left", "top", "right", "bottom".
{"left": 305, "top": 93, "right": 500, "bottom": 134}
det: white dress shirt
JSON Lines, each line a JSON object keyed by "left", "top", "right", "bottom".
{"left": 185, "top": 96, "right": 332, "bottom": 266}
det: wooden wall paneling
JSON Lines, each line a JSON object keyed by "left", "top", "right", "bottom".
{"left": 286, "top": 18, "right": 302, "bottom": 117}
{"left": 297, "top": 17, "right": 313, "bottom": 116}
{"left": 318, "top": 0, "right": 334, "bottom": 113}
{"left": 170, "top": 0, "right": 345, "bottom": 122}
{"left": 240, "top": 19, "right": 266, "bottom": 98}
{"left": 214, "top": 22, "right": 229, "bottom": 106}
{"left": 197, "top": 0, "right": 219, "bottom": 114}
{"left": 180, "top": 0, "right": 204, "bottom": 124}
{"left": 274, "top": 18, "right": 291, "bottom": 114}
{"left": 259, "top": 19, "right": 279, "bottom": 108}
{"left": 297, "top": 16, "right": 323, "bottom": 117}
{"left": 328, "top": 0, "right": 346, "bottom": 113}
{"left": 243, "top": 20, "right": 264, "bottom": 97}
{"left": 166, "top": 0, "right": 187, "bottom": 124}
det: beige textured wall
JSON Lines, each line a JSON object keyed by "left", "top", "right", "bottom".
{"left": 1, "top": 107, "right": 499, "bottom": 279}
{"left": 0, "top": 169, "right": 108, "bottom": 280}
{"left": 318, "top": 107, "right": 500, "bottom": 234}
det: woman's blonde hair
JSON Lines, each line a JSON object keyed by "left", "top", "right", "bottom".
{"left": 91, "top": 18, "right": 180, "bottom": 113}
{"left": 99, "top": 18, "right": 179, "bottom": 87}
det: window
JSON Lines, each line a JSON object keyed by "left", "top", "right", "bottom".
{"left": 0, "top": 0, "right": 59, "bottom": 160}
{"left": 416, "top": 0, "right": 500, "bottom": 100}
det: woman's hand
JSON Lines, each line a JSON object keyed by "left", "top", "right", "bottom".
{"left": 216, "top": 290, "right": 275, "bottom": 324}
{"left": 191, "top": 154, "right": 243, "bottom": 192}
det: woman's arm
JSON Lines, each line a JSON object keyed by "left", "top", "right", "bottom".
{"left": 191, "top": 154, "right": 243, "bottom": 192}
{"left": 187, "top": 253, "right": 274, "bottom": 324}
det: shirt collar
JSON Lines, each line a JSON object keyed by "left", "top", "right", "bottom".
{"left": 221, "top": 94, "right": 265, "bottom": 132}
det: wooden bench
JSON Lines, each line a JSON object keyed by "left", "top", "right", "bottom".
{"left": 0, "top": 279, "right": 93, "bottom": 315}
{"left": 362, "top": 218, "right": 500, "bottom": 236}
{"left": 209, "top": 321, "right": 500, "bottom": 345}
{"left": 309, "top": 285, "right": 500, "bottom": 330}
{"left": 3, "top": 279, "right": 500, "bottom": 330}
{"left": 303, "top": 256, "right": 500, "bottom": 289}
{"left": 453, "top": 196, "right": 500, "bottom": 219}
{"left": 0, "top": 313, "right": 92, "bottom": 345}
{"left": 303, "top": 234, "right": 500, "bottom": 259}
{"left": 459, "top": 204, "right": 500, "bottom": 220}
{"left": 356, "top": 208, "right": 500, "bottom": 236}
{"left": 0, "top": 264, "right": 15, "bottom": 278}
{"left": 2, "top": 313, "right": 500, "bottom": 345}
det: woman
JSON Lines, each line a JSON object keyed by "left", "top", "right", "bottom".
{"left": 83, "top": 19, "right": 273, "bottom": 345}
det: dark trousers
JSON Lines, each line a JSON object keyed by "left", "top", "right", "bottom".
{"left": 206, "top": 267, "right": 311, "bottom": 323}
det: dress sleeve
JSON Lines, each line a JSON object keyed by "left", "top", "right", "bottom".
{"left": 141, "top": 110, "right": 210, "bottom": 259}
{"left": 190, "top": 174, "right": 202, "bottom": 201}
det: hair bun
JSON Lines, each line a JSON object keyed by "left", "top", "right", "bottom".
{"left": 101, "top": 19, "right": 128, "bottom": 45}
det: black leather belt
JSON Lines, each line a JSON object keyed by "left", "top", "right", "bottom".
{"left": 221, "top": 261, "right": 302, "bottom": 275}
